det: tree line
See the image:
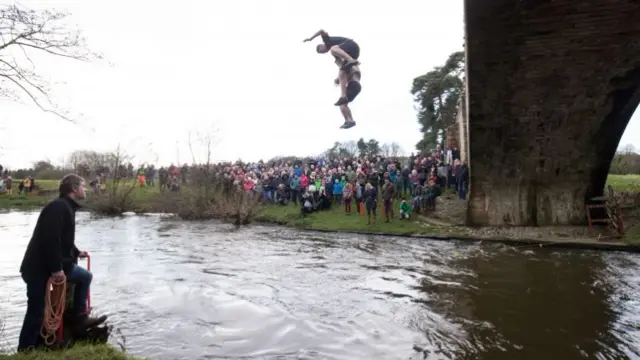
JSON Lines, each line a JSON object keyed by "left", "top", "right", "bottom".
{"left": 4, "top": 149, "right": 140, "bottom": 180}
{"left": 2, "top": 137, "right": 409, "bottom": 181}
{"left": 323, "top": 138, "right": 404, "bottom": 159}
{"left": 610, "top": 145, "right": 640, "bottom": 175}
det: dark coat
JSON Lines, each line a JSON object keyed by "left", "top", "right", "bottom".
{"left": 20, "top": 196, "right": 80, "bottom": 280}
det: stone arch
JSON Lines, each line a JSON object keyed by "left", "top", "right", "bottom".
{"left": 588, "top": 68, "right": 640, "bottom": 200}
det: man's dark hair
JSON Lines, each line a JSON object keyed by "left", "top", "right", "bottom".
{"left": 59, "top": 174, "right": 85, "bottom": 197}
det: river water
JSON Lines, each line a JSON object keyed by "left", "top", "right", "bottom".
{"left": 2, "top": 211, "right": 640, "bottom": 359}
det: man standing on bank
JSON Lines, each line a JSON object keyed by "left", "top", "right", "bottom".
{"left": 18, "top": 174, "right": 106, "bottom": 351}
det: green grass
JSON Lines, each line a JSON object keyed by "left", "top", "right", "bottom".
{"left": 0, "top": 180, "right": 160, "bottom": 212}
{"left": 0, "top": 195, "right": 51, "bottom": 210}
{"left": 607, "top": 174, "right": 640, "bottom": 193}
{"left": 0, "top": 179, "right": 59, "bottom": 210}
{"left": 0, "top": 344, "right": 143, "bottom": 360}
{"left": 31, "top": 179, "right": 61, "bottom": 190}
{"left": 256, "top": 201, "right": 443, "bottom": 236}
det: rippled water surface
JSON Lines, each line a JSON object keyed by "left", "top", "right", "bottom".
{"left": 2, "top": 211, "right": 640, "bottom": 359}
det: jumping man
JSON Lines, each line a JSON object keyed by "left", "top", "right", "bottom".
{"left": 303, "top": 29, "right": 362, "bottom": 128}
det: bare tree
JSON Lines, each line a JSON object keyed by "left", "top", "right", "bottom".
{"left": 620, "top": 144, "right": 637, "bottom": 155}
{"left": 380, "top": 143, "right": 391, "bottom": 157}
{"left": 187, "top": 130, "right": 219, "bottom": 166}
{"left": 342, "top": 140, "right": 358, "bottom": 157}
{"left": 167, "top": 130, "right": 259, "bottom": 224}
{"left": 0, "top": 4, "right": 101, "bottom": 121}
{"left": 66, "top": 150, "right": 110, "bottom": 177}
{"left": 390, "top": 141, "right": 403, "bottom": 157}
{"left": 84, "top": 145, "right": 138, "bottom": 215}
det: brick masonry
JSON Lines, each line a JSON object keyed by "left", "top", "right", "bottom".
{"left": 464, "top": 0, "right": 640, "bottom": 226}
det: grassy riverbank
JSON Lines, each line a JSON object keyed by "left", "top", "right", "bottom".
{"left": 256, "top": 201, "right": 443, "bottom": 235}
{"left": 1, "top": 175, "right": 638, "bottom": 244}
{"left": 0, "top": 344, "right": 142, "bottom": 360}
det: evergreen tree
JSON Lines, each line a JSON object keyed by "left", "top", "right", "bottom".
{"left": 411, "top": 51, "right": 465, "bottom": 152}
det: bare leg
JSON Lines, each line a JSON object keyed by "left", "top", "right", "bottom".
{"left": 339, "top": 104, "right": 351, "bottom": 123}
{"left": 339, "top": 104, "right": 356, "bottom": 129}
{"left": 336, "top": 64, "right": 360, "bottom": 106}
{"left": 338, "top": 68, "right": 348, "bottom": 98}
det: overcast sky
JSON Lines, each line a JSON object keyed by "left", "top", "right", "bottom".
{"left": 0, "top": 0, "right": 638, "bottom": 169}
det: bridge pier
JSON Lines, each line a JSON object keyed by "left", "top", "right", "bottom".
{"left": 463, "top": 0, "right": 640, "bottom": 226}
{"left": 467, "top": 180, "right": 589, "bottom": 226}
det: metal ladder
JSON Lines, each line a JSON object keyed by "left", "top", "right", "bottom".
{"left": 586, "top": 185, "right": 625, "bottom": 238}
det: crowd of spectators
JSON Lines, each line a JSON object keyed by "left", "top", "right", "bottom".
{"left": 1, "top": 145, "right": 470, "bottom": 224}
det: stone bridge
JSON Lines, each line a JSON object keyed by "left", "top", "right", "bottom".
{"left": 464, "top": 0, "right": 640, "bottom": 226}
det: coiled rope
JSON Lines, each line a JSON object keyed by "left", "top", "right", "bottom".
{"left": 40, "top": 275, "right": 67, "bottom": 346}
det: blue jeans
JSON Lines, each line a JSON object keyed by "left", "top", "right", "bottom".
{"left": 18, "top": 275, "right": 47, "bottom": 351}
{"left": 67, "top": 264, "right": 93, "bottom": 315}
{"left": 263, "top": 189, "right": 273, "bottom": 203}
{"left": 458, "top": 181, "right": 467, "bottom": 200}
{"left": 17, "top": 265, "right": 92, "bottom": 351}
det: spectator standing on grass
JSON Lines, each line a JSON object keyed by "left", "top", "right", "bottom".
{"left": 412, "top": 183, "right": 423, "bottom": 213}
{"left": 343, "top": 182, "right": 353, "bottom": 214}
{"left": 145, "top": 166, "right": 156, "bottom": 186}
{"left": 5, "top": 176, "right": 12, "bottom": 195}
{"left": 382, "top": 178, "right": 396, "bottom": 222}
{"left": 364, "top": 183, "right": 377, "bottom": 225}
{"left": 332, "top": 179, "right": 343, "bottom": 205}
{"left": 424, "top": 179, "right": 442, "bottom": 212}
{"left": 289, "top": 174, "right": 301, "bottom": 205}
{"left": 22, "top": 177, "right": 32, "bottom": 194}
{"left": 401, "top": 165, "right": 411, "bottom": 196}
{"left": 355, "top": 180, "right": 364, "bottom": 215}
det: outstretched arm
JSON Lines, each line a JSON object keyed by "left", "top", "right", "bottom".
{"left": 303, "top": 29, "right": 327, "bottom": 42}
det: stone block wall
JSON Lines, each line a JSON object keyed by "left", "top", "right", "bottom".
{"left": 464, "top": 0, "right": 640, "bottom": 226}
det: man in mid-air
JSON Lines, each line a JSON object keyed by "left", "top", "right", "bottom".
{"left": 304, "top": 29, "right": 362, "bottom": 128}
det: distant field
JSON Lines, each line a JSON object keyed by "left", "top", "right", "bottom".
{"left": 35, "top": 179, "right": 60, "bottom": 190}
{"left": 606, "top": 174, "right": 640, "bottom": 193}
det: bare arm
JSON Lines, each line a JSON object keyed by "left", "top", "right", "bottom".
{"left": 303, "top": 29, "right": 327, "bottom": 42}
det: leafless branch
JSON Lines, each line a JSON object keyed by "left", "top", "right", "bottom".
{"left": 0, "top": 4, "right": 102, "bottom": 122}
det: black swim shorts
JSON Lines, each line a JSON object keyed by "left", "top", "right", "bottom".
{"left": 346, "top": 81, "right": 361, "bottom": 103}
{"left": 339, "top": 39, "right": 360, "bottom": 60}
{"left": 322, "top": 34, "right": 360, "bottom": 60}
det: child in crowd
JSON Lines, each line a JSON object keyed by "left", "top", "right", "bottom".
{"left": 399, "top": 199, "right": 411, "bottom": 219}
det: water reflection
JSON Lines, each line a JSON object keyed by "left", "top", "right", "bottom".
{"left": 1, "top": 211, "right": 640, "bottom": 359}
